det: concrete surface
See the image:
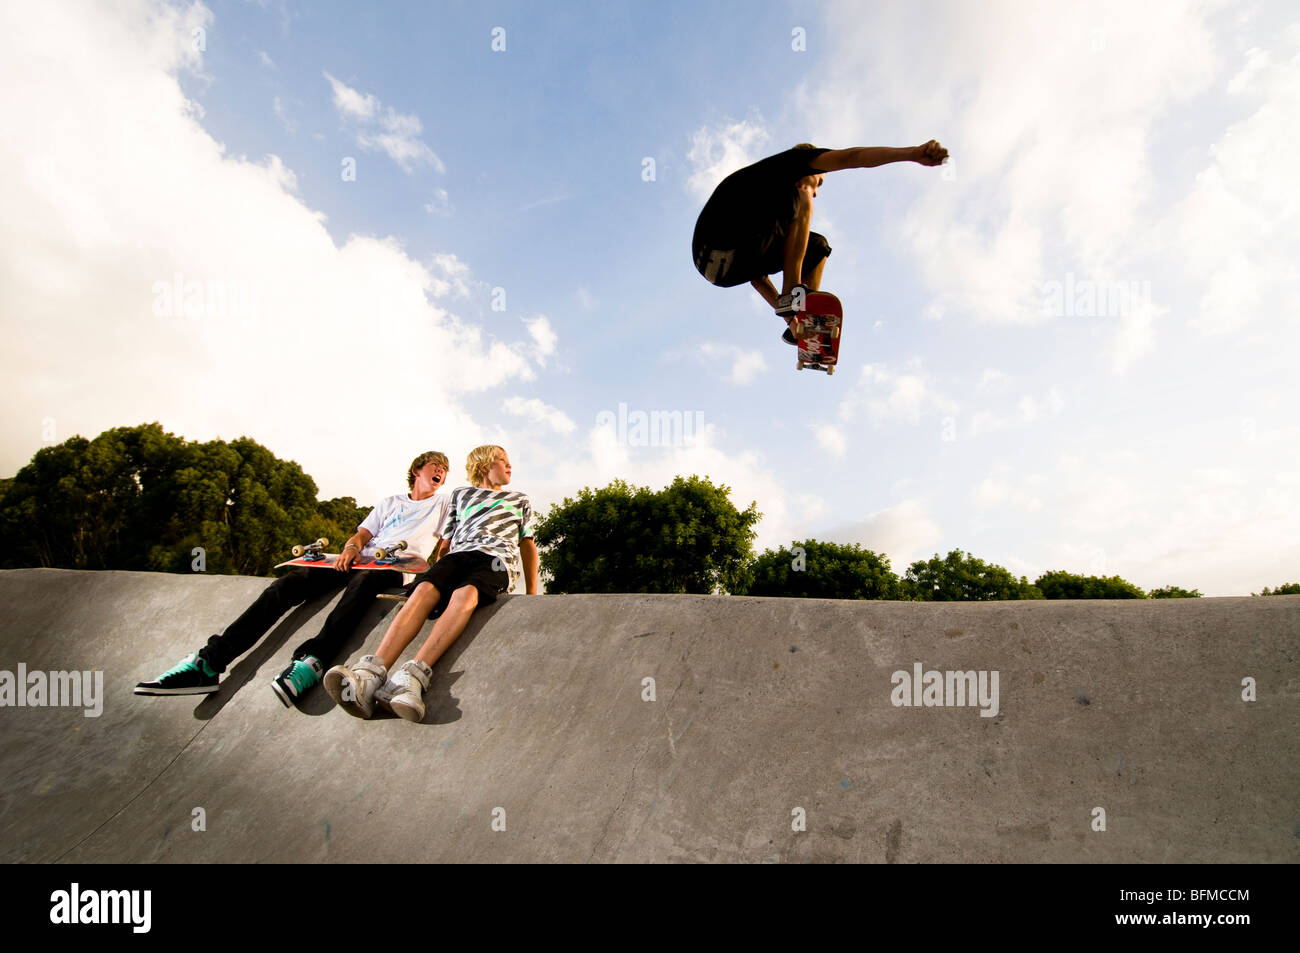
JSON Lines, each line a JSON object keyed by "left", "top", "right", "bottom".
{"left": 0, "top": 567, "right": 1295, "bottom": 863}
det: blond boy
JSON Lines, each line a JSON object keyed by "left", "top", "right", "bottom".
{"left": 325, "top": 445, "right": 538, "bottom": 720}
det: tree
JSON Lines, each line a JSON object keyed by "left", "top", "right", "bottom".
{"left": 1149, "top": 585, "right": 1202, "bottom": 599}
{"left": 741, "top": 539, "right": 900, "bottom": 599}
{"left": 903, "top": 550, "right": 1044, "bottom": 601}
{"left": 1255, "top": 583, "right": 1300, "bottom": 596}
{"left": 1034, "top": 570, "right": 1147, "bottom": 599}
{"left": 533, "top": 476, "right": 759, "bottom": 593}
{"left": 0, "top": 423, "right": 361, "bottom": 576}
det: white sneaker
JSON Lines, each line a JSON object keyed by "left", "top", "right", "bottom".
{"left": 373, "top": 675, "right": 401, "bottom": 714}
{"left": 323, "top": 655, "right": 387, "bottom": 719}
{"left": 387, "top": 659, "right": 433, "bottom": 723}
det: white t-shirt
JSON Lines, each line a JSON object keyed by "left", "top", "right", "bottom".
{"left": 358, "top": 492, "right": 450, "bottom": 564}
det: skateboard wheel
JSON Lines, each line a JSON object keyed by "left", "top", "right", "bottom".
{"left": 827, "top": 365, "right": 835, "bottom": 376}
{"left": 292, "top": 545, "right": 304, "bottom": 557}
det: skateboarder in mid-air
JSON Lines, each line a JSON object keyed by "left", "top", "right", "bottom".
{"left": 692, "top": 140, "right": 949, "bottom": 343}
{"left": 134, "top": 451, "right": 451, "bottom": 706}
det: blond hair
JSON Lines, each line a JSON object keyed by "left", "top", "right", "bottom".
{"left": 407, "top": 450, "right": 450, "bottom": 489}
{"left": 466, "top": 445, "right": 506, "bottom": 485}
{"left": 793, "top": 142, "right": 818, "bottom": 150}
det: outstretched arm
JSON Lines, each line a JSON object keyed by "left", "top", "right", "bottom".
{"left": 811, "top": 140, "right": 948, "bottom": 172}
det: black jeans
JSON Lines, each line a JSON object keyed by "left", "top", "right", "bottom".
{"left": 198, "top": 567, "right": 402, "bottom": 672}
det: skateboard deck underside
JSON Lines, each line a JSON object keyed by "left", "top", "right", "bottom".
{"left": 794, "top": 292, "right": 843, "bottom": 374}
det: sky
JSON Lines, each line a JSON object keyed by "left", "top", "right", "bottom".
{"left": 1, "top": 0, "right": 1296, "bottom": 596}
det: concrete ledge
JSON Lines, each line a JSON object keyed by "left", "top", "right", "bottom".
{"left": 0, "top": 568, "right": 1296, "bottom": 863}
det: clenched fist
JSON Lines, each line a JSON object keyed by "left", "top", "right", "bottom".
{"left": 913, "top": 139, "right": 949, "bottom": 166}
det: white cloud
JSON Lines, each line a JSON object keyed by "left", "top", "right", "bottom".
{"left": 428, "top": 253, "right": 472, "bottom": 298}
{"left": 813, "top": 424, "right": 846, "bottom": 457}
{"left": 524, "top": 316, "right": 558, "bottom": 360}
{"left": 971, "top": 475, "right": 1044, "bottom": 512}
{"left": 827, "top": 499, "right": 944, "bottom": 570}
{"left": 324, "top": 71, "right": 443, "bottom": 173}
{"left": 0, "top": 2, "right": 544, "bottom": 504}
{"left": 504, "top": 397, "right": 576, "bottom": 435}
{"left": 424, "top": 187, "right": 451, "bottom": 216}
{"left": 262, "top": 154, "right": 297, "bottom": 192}
{"left": 576, "top": 287, "right": 597, "bottom": 311}
{"left": 844, "top": 360, "right": 959, "bottom": 426}
{"left": 966, "top": 386, "right": 1064, "bottom": 437}
{"left": 272, "top": 95, "right": 296, "bottom": 134}
{"left": 1169, "top": 32, "right": 1300, "bottom": 337}
{"left": 324, "top": 71, "right": 378, "bottom": 120}
{"left": 257, "top": 50, "right": 276, "bottom": 70}
{"left": 685, "top": 115, "right": 770, "bottom": 202}
{"left": 698, "top": 342, "right": 768, "bottom": 385}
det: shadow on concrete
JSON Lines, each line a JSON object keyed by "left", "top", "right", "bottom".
{"left": 193, "top": 589, "right": 397, "bottom": 720}
{"left": 419, "top": 597, "right": 508, "bottom": 725}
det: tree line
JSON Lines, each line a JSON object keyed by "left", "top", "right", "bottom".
{"left": 0, "top": 424, "right": 365, "bottom": 576}
{"left": 2, "top": 424, "right": 1296, "bottom": 599}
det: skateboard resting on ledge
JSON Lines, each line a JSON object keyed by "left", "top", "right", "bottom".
{"left": 274, "top": 538, "right": 430, "bottom": 574}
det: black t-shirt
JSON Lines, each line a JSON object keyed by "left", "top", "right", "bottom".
{"left": 693, "top": 147, "right": 830, "bottom": 247}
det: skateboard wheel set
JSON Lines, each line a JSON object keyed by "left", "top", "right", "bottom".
{"left": 290, "top": 537, "right": 329, "bottom": 558}
{"left": 373, "top": 540, "right": 408, "bottom": 562}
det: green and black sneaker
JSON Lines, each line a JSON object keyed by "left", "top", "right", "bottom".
{"left": 271, "top": 656, "right": 323, "bottom": 708}
{"left": 135, "top": 653, "right": 219, "bottom": 695}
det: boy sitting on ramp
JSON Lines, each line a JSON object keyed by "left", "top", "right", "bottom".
{"left": 325, "top": 444, "right": 539, "bottom": 721}
{"left": 134, "top": 451, "right": 451, "bottom": 706}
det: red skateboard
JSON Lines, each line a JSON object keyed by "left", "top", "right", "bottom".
{"left": 274, "top": 538, "right": 429, "bottom": 574}
{"left": 792, "top": 290, "right": 843, "bottom": 375}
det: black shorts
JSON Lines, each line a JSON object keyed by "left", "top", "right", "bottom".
{"left": 693, "top": 228, "right": 831, "bottom": 288}
{"left": 407, "top": 550, "right": 509, "bottom": 611}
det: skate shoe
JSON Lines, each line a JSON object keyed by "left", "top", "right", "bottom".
{"left": 271, "top": 656, "right": 322, "bottom": 708}
{"left": 324, "top": 655, "right": 387, "bottom": 719}
{"left": 134, "top": 653, "right": 218, "bottom": 695}
{"left": 387, "top": 659, "right": 433, "bottom": 723}
{"left": 775, "top": 285, "right": 810, "bottom": 317}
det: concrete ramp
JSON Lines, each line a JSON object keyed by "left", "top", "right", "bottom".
{"left": 0, "top": 568, "right": 1295, "bottom": 863}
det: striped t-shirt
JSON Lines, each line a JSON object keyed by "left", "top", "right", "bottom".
{"left": 444, "top": 486, "right": 534, "bottom": 590}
